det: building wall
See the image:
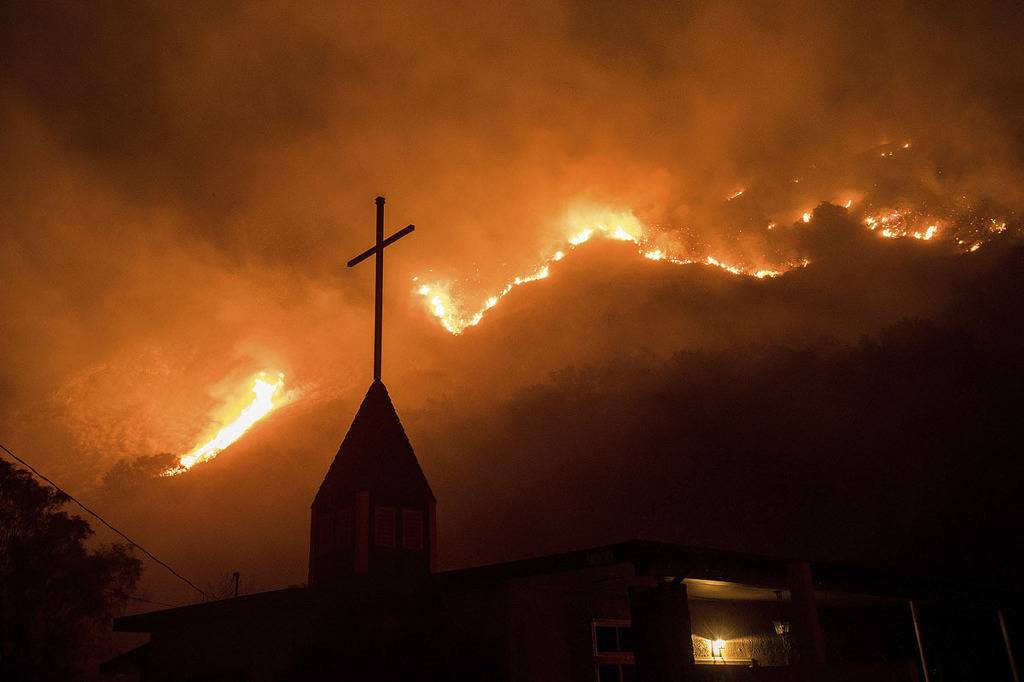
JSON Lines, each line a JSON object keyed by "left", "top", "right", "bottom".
{"left": 504, "top": 566, "right": 636, "bottom": 682}
{"left": 817, "top": 602, "right": 918, "bottom": 666}
{"left": 142, "top": 612, "right": 316, "bottom": 682}
{"left": 689, "top": 599, "right": 790, "bottom": 666}
{"left": 124, "top": 579, "right": 927, "bottom": 681}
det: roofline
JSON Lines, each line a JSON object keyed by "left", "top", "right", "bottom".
{"left": 113, "top": 586, "right": 307, "bottom": 632}
{"left": 436, "top": 539, "right": 1022, "bottom": 604}
{"left": 434, "top": 539, "right": 780, "bottom": 584}
{"left": 114, "top": 539, "right": 1022, "bottom": 632}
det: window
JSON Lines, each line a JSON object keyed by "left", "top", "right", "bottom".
{"left": 401, "top": 509, "right": 423, "bottom": 550}
{"left": 592, "top": 620, "right": 635, "bottom": 682}
{"left": 317, "top": 511, "right": 336, "bottom": 554}
{"left": 596, "top": 625, "right": 620, "bottom": 653}
{"left": 316, "top": 508, "right": 353, "bottom": 555}
{"left": 374, "top": 505, "right": 396, "bottom": 547}
{"left": 335, "top": 508, "right": 353, "bottom": 549}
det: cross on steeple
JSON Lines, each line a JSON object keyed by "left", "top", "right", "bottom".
{"left": 347, "top": 196, "right": 415, "bottom": 382}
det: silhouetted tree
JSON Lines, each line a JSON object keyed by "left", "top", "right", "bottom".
{"left": 0, "top": 459, "right": 141, "bottom": 682}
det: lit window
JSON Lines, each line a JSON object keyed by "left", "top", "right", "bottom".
{"left": 592, "top": 620, "right": 635, "bottom": 682}
{"left": 401, "top": 509, "right": 423, "bottom": 550}
{"left": 374, "top": 506, "right": 396, "bottom": 548}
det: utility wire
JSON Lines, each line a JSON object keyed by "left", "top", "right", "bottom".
{"left": 1, "top": 442, "right": 207, "bottom": 601}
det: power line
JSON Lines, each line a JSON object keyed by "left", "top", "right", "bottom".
{"left": 0, "top": 442, "right": 207, "bottom": 601}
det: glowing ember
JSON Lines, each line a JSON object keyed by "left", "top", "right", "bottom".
{"left": 801, "top": 212, "right": 812, "bottom": 223}
{"left": 864, "top": 208, "right": 912, "bottom": 235}
{"left": 163, "top": 373, "right": 285, "bottom": 476}
{"left": 726, "top": 189, "right": 745, "bottom": 200}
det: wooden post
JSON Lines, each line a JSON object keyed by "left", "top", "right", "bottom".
{"left": 787, "top": 562, "right": 826, "bottom": 666}
{"left": 629, "top": 581, "right": 695, "bottom": 681}
{"left": 909, "top": 600, "right": 931, "bottom": 682}
{"left": 999, "top": 609, "right": 1020, "bottom": 682}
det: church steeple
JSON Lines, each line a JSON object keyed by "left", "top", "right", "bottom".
{"left": 311, "top": 197, "right": 433, "bottom": 586}
{"left": 309, "top": 381, "right": 436, "bottom": 586}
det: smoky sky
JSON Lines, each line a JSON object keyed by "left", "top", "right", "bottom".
{"left": 2, "top": 1, "right": 1024, "bottom": 603}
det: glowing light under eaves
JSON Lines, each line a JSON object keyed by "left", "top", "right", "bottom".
{"left": 163, "top": 373, "right": 285, "bottom": 476}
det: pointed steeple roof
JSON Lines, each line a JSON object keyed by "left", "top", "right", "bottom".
{"left": 313, "top": 381, "right": 434, "bottom": 508}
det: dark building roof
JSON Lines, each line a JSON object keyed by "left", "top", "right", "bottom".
{"left": 312, "top": 380, "right": 434, "bottom": 507}
{"left": 113, "top": 540, "right": 1023, "bottom": 634}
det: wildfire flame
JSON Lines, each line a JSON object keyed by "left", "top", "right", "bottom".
{"left": 863, "top": 209, "right": 943, "bottom": 241}
{"left": 415, "top": 206, "right": 792, "bottom": 335}
{"left": 414, "top": 168, "right": 1012, "bottom": 335}
{"left": 163, "top": 373, "right": 285, "bottom": 476}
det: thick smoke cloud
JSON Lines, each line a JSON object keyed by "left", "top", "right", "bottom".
{"left": 2, "top": 1, "right": 1024, "bottom": 602}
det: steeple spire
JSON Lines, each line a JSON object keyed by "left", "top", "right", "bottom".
{"left": 310, "top": 202, "right": 434, "bottom": 586}
{"left": 309, "top": 382, "right": 436, "bottom": 586}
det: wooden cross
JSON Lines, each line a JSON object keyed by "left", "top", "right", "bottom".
{"left": 347, "top": 196, "right": 415, "bottom": 382}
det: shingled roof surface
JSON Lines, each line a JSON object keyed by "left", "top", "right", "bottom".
{"left": 312, "top": 380, "right": 434, "bottom": 506}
